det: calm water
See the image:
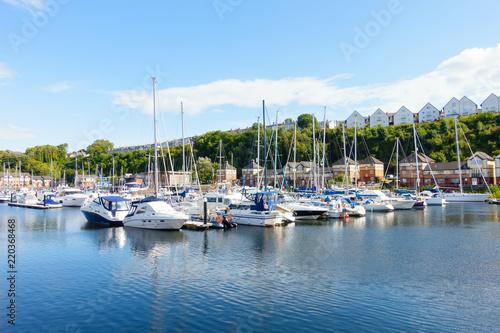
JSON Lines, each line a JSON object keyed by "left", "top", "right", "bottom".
{"left": 1, "top": 202, "right": 499, "bottom": 332}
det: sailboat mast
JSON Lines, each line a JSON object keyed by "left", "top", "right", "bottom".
{"left": 263, "top": 100, "right": 267, "bottom": 191}
{"left": 342, "top": 123, "right": 347, "bottom": 190}
{"left": 293, "top": 120, "right": 297, "bottom": 189}
{"left": 152, "top": 77, "right": 159, "bottom": 197}
{"left": 75, "top": 157, "right": 78, "bottom": 188}
{"left": 322, "top": 106, "right": 326, "bottom": 190}
{"left": 312, "top": 114, "right": 316, "bottom": 190}
{"left": 181, "top": 102, "right": 186, "bottom": 191}
{"left": 413, "top": 123, "right": 420, "bottom": 195}
{"left": 219, "top": 138, "right": 222, "bottom": 183}
{"left": 257, "top": 116, "right": 260, "bottom": 190}
{"left": 396, "top": 138, "right": 399, "bottom": 191}
{"left": 274, "top": 110, "right": 278, "bottom": 189}
{"left": 354, "top": 120, "right": 358, "bottom": 190}
{"left": 454, "top": 117, "right": 463, "bottom": 193}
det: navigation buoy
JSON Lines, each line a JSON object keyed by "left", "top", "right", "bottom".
{"left": 345, "top": 214, "right": 349, "bottom": 219}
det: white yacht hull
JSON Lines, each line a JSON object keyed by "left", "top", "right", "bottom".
{"left": 228, "top": 210, "right": 282, "bottom": 227}
{"left": 390, "top": 200, "right": 416, "bottom": 210}
{"left": 425, "top": 197, "right": 446, "bottom": 206}
{"left": 363, "top": 203, "right": 395, "bottom": 212}
{"left": 123, "top": 217, "right": 187, "bottom": 230}
{"left": 443, "top": 193, "right": 490, "bottom": 202}
{"left": 55, "top": 195, "right": 88, "bottom": 207}
{"left": 343, "top": 205, "right": 366, "bottom": 217}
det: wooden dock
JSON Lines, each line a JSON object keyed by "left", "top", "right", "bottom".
{"left": 8, "top": 202, "right": 62, "bottom": 209}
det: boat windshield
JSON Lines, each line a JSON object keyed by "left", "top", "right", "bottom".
{"left": 102, "top": 198, "right": 130, "bottom": 211}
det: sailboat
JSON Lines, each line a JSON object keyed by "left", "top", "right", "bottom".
{"left": 442, "top": 117, "right": 491, "bottom": 203}
{"left": 123, "top": 77, "right": 190, "bottom": 230}
{"left": 227, "top": 101, "right": 293, "bottom": 226}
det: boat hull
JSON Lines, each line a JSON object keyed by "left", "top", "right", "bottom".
{"left": 81, "top": 210, "right": 124, "bottom": 227}
{"left": 362, "top": 203, "right": 394, "bottom": 212}
{"left": 443, "top": 193, "right": 490, "bottom": 202}
{"left": 228, "top": 210, "right": 282, "bottom": 227}
{"left": 390, "top": 200, "right": 416, "bottom": 210}
{"left": 123, "top": 217, "right": 187, "bottom": 230}
{"left": 56, "top": 195, "right": 88, "bottom": 207}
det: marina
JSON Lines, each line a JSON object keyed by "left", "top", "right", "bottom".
{"left": 1, "top": 201, "right": 499, "bottom": 332}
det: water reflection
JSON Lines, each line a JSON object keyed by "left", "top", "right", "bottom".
{"left": 124, "top": 228, "right": 187, "bottom": 258}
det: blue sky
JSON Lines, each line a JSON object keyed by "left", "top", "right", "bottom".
{"left": 1, "top": 0, "right": 500, "bottom": 152}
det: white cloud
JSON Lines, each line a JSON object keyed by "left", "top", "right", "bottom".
{"left": 111, "top": 43, "right": 500, "bottom": 119}
{"left": 42, "top": 81, "right": 71, "bottom": 93}
{"left": 0, "top": 126, "right": 36, "bottom": 140}
{"left": 0, "top": 63, "right": 14, "bottom": 84}
{"left": 2, "top": 0, "right": 44, "bottom": 12}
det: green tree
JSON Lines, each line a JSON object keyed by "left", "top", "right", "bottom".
{"left": 196, "top": 157, "right": 214, "bottom": 182}
{"left": 297, "top": 114, "right": 319, "bottom": 130}
{"left": 87, "top": 140, "right": 114, "bottom": 160}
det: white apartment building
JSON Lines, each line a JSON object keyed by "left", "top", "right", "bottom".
{"left": 443, "top": 96, "right": 478, "bottom": 117}
{"left": 369, "top": 108, "right": 389, "bottom": 127}
{"left": 345, "top": 110, "right": 366, "bottom": 129}
{"left": 418, "top": 102, "right": 440, "bottom": 123}
{"left": 393, "top": 106, "right": 414, "bottom": 125}
{"left": 481, "top": 93, "right": 499, "bottom": 113}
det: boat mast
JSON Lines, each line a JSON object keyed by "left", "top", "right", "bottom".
{"left": 112, "top": 157, "right": 115, "bottom": 193}
{"left": 181, "top": 101, "right": 186, "bottom": 191}
{"left": 312, "top": 113, "right": 316, "bottom": 190}
{"left": 396, "top": 138, "right": 399, "bottom": 191}
{"left": 75, "top": 157, "right": 78, "bottom": 188}
{"left": 219, "top": 138, "right": 222, "bottom": 183}
{"left": 342, "top": 123, "right": 347, "bottom": 190}
{"left": 263, "top": 100, "right": 267, "bottom": 191}
{"left": 454, "top": 117, "right": 463, "bottom": 193}
{"left": 257, "top": 116, "right": 260, "bottom": 190}
{"left": 293, "top": 120, "right": 297, "bottom": 190}
{"left": 274, "top": 110, "right": 278, "bottom": 189}
{"left": 413, "top": 123, "right": 420, "bottom": 195}
{"left": 322, "top": 106, "right": 326, "bottom": 190}
{"left": 153, "top": 77, "right": 159, "bottom": 197}
{"left": 354, "top": 120, "right": 358, "bottom": 190}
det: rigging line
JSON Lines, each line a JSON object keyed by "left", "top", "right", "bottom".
{"left": 398, "top": 137, "right": 407, "bottom": 160}
{"left": 458, "top": 121, "right": 492, "bottom": 193}
{"left": 361, "top": 132, "right": 371, "bottom": 159}
{"left": 156, "top": 86, "right": 178, "bottom": 194}
{"left": 416, "top": 132, "right": 440, "bottom": 190}
{"left": 241, "top": 133, "right": 257, "bottom": 195}
{"left": 380, "top": 138, "right": 397, "bottom": 190}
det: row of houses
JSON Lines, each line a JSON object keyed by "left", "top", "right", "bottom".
{"left": 0, "top": 173, "right": 54, "bottom": 189}
{"left": 346, "top": 93, "right": 500, "bottom": 128}
{"left": 228, "top": 151, "right": 500, "bottom": 188}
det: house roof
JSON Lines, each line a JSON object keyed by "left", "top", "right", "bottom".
{"left": 480, "top": 93, "right": 498, "bottom": 106}
{"left": 400, "top": 152, "right": 435, "bottom": 164}
{"left": 468, "top": 151, "right": 493, "bottom": 160}
{"left": 424, "top": 161, "right": 465, "bottom": 171}
{"left": 332, "top": 157, "right": 355, "bottom": 166}
{"left": 359, "top": 156, "right": 383, "bottom": 165}
{"left": 243, "top": 160, "right": 262, "bottom": 170}
{"left": 218, "top": 161, "right": 236, "bottom": 170}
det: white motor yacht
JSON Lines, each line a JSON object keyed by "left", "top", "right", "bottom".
{"left": 81, "top": 196, "right": 130, "bottom": 227}
{"left": 123, "top": 197, "right": 189, "bottom": 230}
{"left": 53, "top": 188, "right": 88, "bottom": 207}
{"left": 227, "top": 191, "right": 292, "bottom": 227}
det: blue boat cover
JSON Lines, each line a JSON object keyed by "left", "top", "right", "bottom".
{"left": 101, "top": 196, "right": 129, "bottom": 202}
